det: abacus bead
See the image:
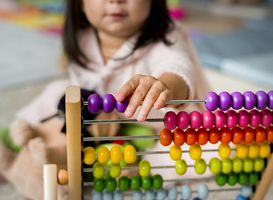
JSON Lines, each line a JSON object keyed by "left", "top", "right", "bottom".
{"left": 173, "top": 128, "right": 185, "bottom": 146}
{"left": 124, "top": 145, "right": 136, "bottom": 164}
{"left": 152, "top": 174, "right": 163, "bottom": 190}
{"left": 103, "top": 190, "right": 113, "bottom": 200}
{"left": 254, "top": 157, "right": 264, "bottom": 172}
{"left": 255, "top": 126, "right": 267, "bottom": 143}
{"left": 197, "top": 128, "right": 209, "bottom": 145}
{"left": 177, "top": 111, "right": 190, "bottom": 129}
{"left": 83, "top": 147, "right": 96, "bottom": 165}
{"left": 157, "top": 188, "right": 167, "bottom": 200}
{"left": 226, "top": 110, "right": 239, "bottom": 128}
{"left": 259, "top": 142, "right": 271, "bottom": 158}
{"left": 241, "top": 184, "right": 252, "bottom": 198}
{"left": 98, "top": 147, "right": 110, "bottom": 164}
{"left": 250, "top": 110, "right": 261, "bottom": 127}
{"left": 256, "top": 91, "right": 269, "bottom": 110}
{"left": 102, "top": 94, "right": 116, "bottom": 113}
{"left": 141, "top": 177, "right": 152, "bottom": 190}
{"left": 132, "top": 189, "right": 142, "bottom": 200}
{"left": 205, "top": 92, "right": 219, "bottom": 111}
{"left": 106, "top": 177, "right": 117, "bottom": 192}
{"left": 219, "top": 92, "right": 232, "bottom": 111}
{"left": 215, "top": 172, "right": 227, "bottom": 186}
{"left": 248, "top": 143, "right": 259, "bottom": 159}
{"left": 243, "top": 91, "right": 256, "bottom": 110}
{"left": 243, "top": 157, "right": 254, "bottom": 173}
{"left": 139, "top": 160, "right": 151, "bottom": 177}
{"left": 175, "top": 159, "right": 187, "bottom": 175}
{"left": 181, "top": 185, "right": 192, "bottom": 200}
{"left": 186, "top": 128, "right": 197, "bottom": 145}
{"left": 110, "top": 163, "right": 121, "bottom": 178}
{"left": 202, "top": 110, "right": 214, "bottom": 129}
{"left": 238, "top": 110, "right": 250, "bottom": 127}
{"left": 110, "top": 145, "right": 122, "bottom": 164}
{"left": 214, "top": 110, "right": 227, "bottom": 128}
{"left": 118, "top": 176, "right": 130, "bottom": 191}
{"left": 88, "top": 94, "right": 101, "bottom": 114}
{"left": 231, "top": 92, "right": 244, "bottom": 110}
{"left": 93, "top": 162, "right": 105, "bottom": 179}
{"left": 94, "top": 178, "right": 105, "bottom": 192}
{"left": 209, "top": 157, "right": 221, "bottom": 174}
{"left": 58, "top": 169, "right": 68, "bottom": 185}
{"left": 130, "top": 175, "right": 141, "bottom": 190}
{"left": 195, "top": 158, "right": 206, "bottom": 175}
{"left": 236, "top": 195, "right": 246, "bottom": 200}
{"left": 145, "top": 189, "right": 155, "bottom": 200}
{"left": 164, "top": 111, "right": 177, "bottom": 130}
{"left": 218, "top": 143, "right": 231, "bottom": 159}
{"left": 227, "top": 172, "right": 238, "bottom": 186}
{"left": 248, "top": 171, "right": 259, "bottom": 185}
{"left": 244, "top": 127, "right": 255, "bottom": 144}
{"left": 116, "top": 97, "right": 129, "bottom": 113}
{"left": 233, "top": 157, "right": 243, "bottom": 173}
{"left": 114, "top": 189, "right": 124, "bottom": 200}
{"left": 190, "top": 111, "right": 202, "bottom": 129}
{"left": 268, "top": 91, "right": 273, "bottom": 109}
{"left": 232, "top": 127, "right": 244, "bottom": 145}
{"left": 261, "top": 109, "right": 273, "bottom": 127}
{"left": 92, "top": 190, "right": 102, "bottom": 200}
{"left": 221, "top": 158, "right": 232, "bottom": 174}
{"left": 267, "top": 126, "right": 273, "bottom": 142}
{"left": 167, "top": 186, "right": 178, "bottom": 200}
{"left": 197, "top": 184, "right": 209, "bottom": 199}
{"left": 169, "top": 144, "right": 183, "bottom": 161}
{"left": 209, "top": 127, "right": 220, "bottom": 144}
{"left": 236, "top": 143, "right": 249, "bottom": 159}
{"left": 159, "top": 128, "right": 173, "bottom": 146}
{"left": 238, "top": 171, "right": 248, "bottom": 185}
{"left": 221, "top": 127, "right": 232, "bottom": 144}
{"left": 189, "top": 143, "right": 202, "bottom": 160}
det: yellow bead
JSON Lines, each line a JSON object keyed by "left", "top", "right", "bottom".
{"left": 110, "top": 145, "right": 123, "bottom": 164}
{"left": 218, "top": 143, "right": 231, "bottom": 159}
{"left": 97, "top": 146, "right": 110, "bottom": 164}
{"left": 110, "top": 163, "right": 121, "bottom": 178}
{"left": 93, "top": 162, "right": 105, "bottom": 179}
{"left": 248, "top": 143, "right": 259, "bottom": 159}
{"left": 236, "top": 143, "right": 249, "bottom": 159}
{"left": 189, "top": 143, "right": 202, "bottom": 161}
{"left": 259, "top": 142, "right": 271, "bottom": 158}
{"left": 83, "top": 147, "right": 96, "bottom": 165}
{"left": 170, "top": 144, "right": 183, "bottom": 161}
{"left": 139, "top": 160, "right": 151, "bottom": 177}
{"left": 124, "top": 145, "right": 136, "bottom": 164}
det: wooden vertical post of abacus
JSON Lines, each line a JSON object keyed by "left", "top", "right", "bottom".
{"left": 66, "top": 85, "right": 82, "bottom": 199}
{"left": 43, "top": 164, "right": 57, "bottom": 200}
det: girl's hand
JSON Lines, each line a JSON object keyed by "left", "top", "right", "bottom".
{"left": 113, "top": 74, "right": 173, "bottom": 122}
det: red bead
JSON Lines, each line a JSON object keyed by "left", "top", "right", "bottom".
{"left": 190, "top": 111, "right": 202, "bottom": 129}
{"left": 198, "top": 128, "right": 209, "bottom": 145}
{"left": 159, "top": 128, "right": 173, "bottom": 146}
{"left": 244, "top": 127, "right": 255, "bottom": 144}
{"left": 232, "top": 127, "right": 244, "bottom": 144}
{"left": 173, "top": 128, "right": 185, "bottom": 146}
{"left": 250, "top": 110, "right": 261, "bottom": 127}
{"left": 255, "top": 126, "right": 267, "bottom": 144}
{"left": 214, "top": 110, "right": 227, "bottom": 128}
{"left": 186, "top": 128, "right": 197, "bottom": 145}
{"left": 177, "top": 111, "right": 190, "bottom": 129}
{"left": 238, "top": 110, "right": 250, "bottom": 127}
{"left": 209, "top": 127, "right": 220, "bottom": 144}
{"left": 226, "top": 110, "right": 238, "bottom": 128}
{"left": 221, "top": 127, "right": 232, "bottom": 144}
{"left": 261, "top": 109, "right": 273, "bottom": 127}
{"left": 164, "top": 111, "right": 177, "bottom": 130}
{"left": 266, "top": 126, "right": 273, "bottom": 143}
{"left": 202, "top": 110, "right": 214, "bottom": 129}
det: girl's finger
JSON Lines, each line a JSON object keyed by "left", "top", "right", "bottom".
{"left": 154, "top": 89, "right": 173, "bottom": 110}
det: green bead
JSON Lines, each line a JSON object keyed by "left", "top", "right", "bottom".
{"left": 227, "top": 172, "right": 238, "bottom": 186}
{"left": 243, "top": 157, "right": 254, "bottom": 173}
{"left": 209, "top": 157, "right": 221, "bottom": 174}
{"left": 93, "top": 162, "right": 105, "bottom": 179}
{"left": 94, "top": 178, "right": 105, "bottom": 192}
{"left": 141, "top": 176, "right": 152, "bottom": 190}
{"left": 118, "top": 176, "right": 130, "bottom": 191}
{"left": 249, "top": 171, "right": 259, "bottom": 185}
{"left": 139, "top": 160, "right": 151, "bottom": 177}
{"left": 195, "top": 158, "right": 206, "bottom": 175}
{"left": 222, "top": 158, "right": 232, "bottom": 174}
{"left": 152, "top": 174, "right": 163, "bottom": 190}
{"left": 232, "top": 156, "right": 243, "bottom": 173}
{"left": 216, "top": 172, "right": 227, "bottom": 186}
{"left": 238, "top": 171, "right": 248, "bottom": 185}
{"left": 130, "top": 175, "right": 141, "bottom": 190}
{"left": 110, "top": 163, "right": 121, "bottom": 178}
{"left": 106, "top": 177, "right": 116, "bottom": 192}
{"left": 175, "top": 159, "right": 187, "bottom": 175}
{"left": 254, "top": 157, "right": 265, "bottom": 172}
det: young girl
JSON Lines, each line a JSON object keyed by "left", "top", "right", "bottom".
{"left": 17, "top": 0, "right": 213, "bottom": 182}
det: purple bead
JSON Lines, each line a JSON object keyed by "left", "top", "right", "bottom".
{"left": 231, "top": 92, "right": 244, "bottom": 110}
{"left": 102, "top": 94, "right": 116, "bottom": 113}
{"left": 249, "top": 110, "right": 261, "bottom": 127}
{"left": 219, "top": 92, "right": 232, "bottom": 111}
{"left": 116, "top": 97, "right": 129, "bottom": 113}
{"left": 190, "top": 111, "right": 202, "bottom": 129}
{"left": 177, "top": 111, "right": 190, "bottom": 129}
{"left": 238, "top": 110, "right": 250, "bottom": 127}
{"left": 268, "top": 91, "right": 273, "bottom": 109}
{"left": 164, "top": 111, "right": 177, "bottom": 130}
{"left": 256, "top": 91, "right": 269, "bottom": 110}
{"left": 88, "top": 94, "right": 101, "bottom": 114}
{"left": 205, "top": 92, "right": 219, "bottom": 111}
{"left": 243, "top": 91, "right": 257, "bottom": 110}
{"left": 261, "top": 109, "right": 273, "bottom": 127}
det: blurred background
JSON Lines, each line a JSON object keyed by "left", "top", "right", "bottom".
{"left": 0, "top": 0, "right": 273, "bottom": 199}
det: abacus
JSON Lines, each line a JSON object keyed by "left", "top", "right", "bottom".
{"left": 44, "top": 86, "right": 273, "bottom": 200}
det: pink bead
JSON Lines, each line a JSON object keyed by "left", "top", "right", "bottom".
{"left": 164, "top": 111, "right": 177, "bottom": 130}
{"left": 202, "top": 110, "right": 214, "bottom": 129}
{"left": 214, "top": 110, "right": 226, "bottom": 128}
{"left": 190, "top": 111, "right": 202, "bottom": 129}
{"left": 261, "top": 109, "right": 273, "bottom": 127}
{"left": 177, "top": 111, "right": 190, "bottom": 129}
{"left": 250, "top": 110, "right": 261, "bottom": 127}
{"left": 226, "top": 110, "right": 239, "bottom": 128}
{"left": 238, "top": 110, "right": 250, "bottom": 127}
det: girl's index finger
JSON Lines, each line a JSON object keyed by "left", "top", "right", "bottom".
{"left": 114, "top": 76, "right": 140, "bottom": 102}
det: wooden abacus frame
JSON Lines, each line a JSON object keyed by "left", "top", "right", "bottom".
{"left": 44, "top": 85, "right": 273, "bottom": 200}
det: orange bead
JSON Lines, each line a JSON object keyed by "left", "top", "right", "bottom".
{"left": 232, "top": 127, "right": 244, "bottom": 144}
{"left": 266, "top": 126, "right": 273, "bottom": 143}
{"left": 244, "top": 127, "right": 255, "bottom": 144}
{"left": 221, "top": 127, "right": 232, "bottom": 144}
{"left": 160, "top": 128, "right": 173, "bottom": 146}
{"left": 255, "top": 126, "right": 267, "bottom": 143}
{"left": 197, "top": 128, "right": 209, "bottom": 145}
{"left": 173, "top": 128, "right": 185, "bottom": 146}
{"left": 58, "top": 169, "right": 68, "bottom": 185}
{"left": 209, "top": 127, "right": 220, "bottom": 144}
{"left": 186, "top": 128, "right": 197, "bottom": 145}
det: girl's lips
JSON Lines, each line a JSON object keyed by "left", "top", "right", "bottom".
{"left": 109, "top": 13, "right": 126, "bottom": 19}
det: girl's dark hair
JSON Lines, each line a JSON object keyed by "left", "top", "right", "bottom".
{"left": 63, "top": 0, "right": 174, "bottom": 68}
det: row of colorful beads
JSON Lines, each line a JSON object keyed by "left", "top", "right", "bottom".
{"left": 205, "top": 91, "right": 273, "bottom": 111}
{"left": 164, "top": 109, "right": 273, "bottom": 130}
{"left": 159, "top": 126, "right": 273, "bottom": 146}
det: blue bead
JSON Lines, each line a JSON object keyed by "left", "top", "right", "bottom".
{"left": 132, "top": 189, "right": 142, "bottom": 200}
{"left": 241, "top": 184, "right": 252, "bottom": 198}
{"left": 181, "top": 185, "right": 192, "bottom": 200}
{"left": 114, "top": 189, "right": 124, "bottom": 200}
{"left": 167, "top": 186, "right": 178, "bottom": 200}
{"left": 145, "top": 189, "right": 155, "bottom": 200}
{"left": 197, "top": 184, "right": 209, "bottom": 199}
{"left": 193, "top": 198, "right": 202, "bottom": 200}
{"left": 156, "top": 188, "right": 167, "bottom": 200}
{"left": 92, "top": 190, "right": 102, "bottom": 200}
{"left": 103, "top": 189, "right": 113, "bottom": 200}
{"left": 236, "top": 194, "right": 246, "bottom": 200}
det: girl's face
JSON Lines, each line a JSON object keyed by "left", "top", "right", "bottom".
{"left": 82, "top": 0, "right": 151, "bottom": 38}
